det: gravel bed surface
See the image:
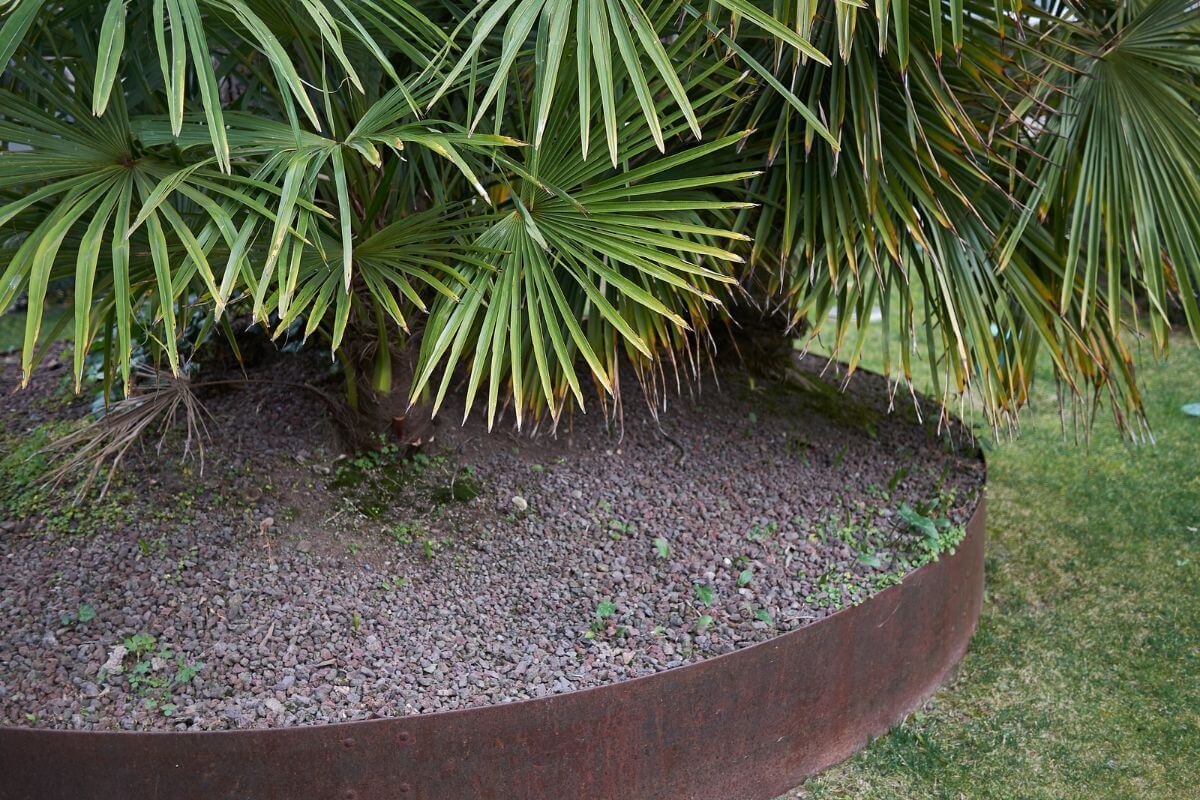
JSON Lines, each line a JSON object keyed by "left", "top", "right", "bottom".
{"left": 0, "top": 351, "right": 984, "bottom": 730}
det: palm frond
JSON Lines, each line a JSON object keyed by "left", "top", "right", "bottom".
{"left": 1, "top": 0, "right": 1197, "bottom": 437}
{"left": 411, "top": 67, "right": 752, "bottom": 426}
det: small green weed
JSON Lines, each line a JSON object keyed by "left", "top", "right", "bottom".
{"left": 606, "top": 516, "right": 634, "bottom": 539}
{"left": 60, "top": 603, "right": 97, "bottom": 627}
{"left": 585, "top": 599, "right": 618, "bottom": 639}
{"left": 807, "top": 569, "right": 866, "bottom": 610}
{"left": 386, "top": 522, "right": 424, "bottom": 545}
{"left": 747, "top": 521, "right": 778, "bottom": 543}
{"left": 109, "top": 633, "right": 204, "bottom": 717}
{"left": 897, "top": 502, "right": 967, "bottom": 561}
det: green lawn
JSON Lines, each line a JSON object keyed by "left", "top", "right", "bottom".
{"left": 786, "top": 326, "right": 1200, "bottom": 799}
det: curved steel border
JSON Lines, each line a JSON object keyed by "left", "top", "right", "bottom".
{"left": 0, "top": 498, "right": 986, "bottom": 800}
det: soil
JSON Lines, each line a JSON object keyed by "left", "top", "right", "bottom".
{"left": 0, "top": 343, "right": 984, "bottom": 731}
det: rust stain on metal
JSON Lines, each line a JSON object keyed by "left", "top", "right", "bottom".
{"left": 0, "top": 500, "right": 986, "bottom": 800}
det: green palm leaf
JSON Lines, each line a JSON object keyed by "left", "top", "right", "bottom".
{"left": 1, "top": 0, "right": 1198, "bottom": 437}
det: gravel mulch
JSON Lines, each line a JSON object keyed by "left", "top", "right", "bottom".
{"left": 0, "top": 347, "right": 984, "bottom": 730}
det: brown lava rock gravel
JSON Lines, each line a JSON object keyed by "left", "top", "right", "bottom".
{"left": 0, "top": 349, "right": 984, "bottom": 730}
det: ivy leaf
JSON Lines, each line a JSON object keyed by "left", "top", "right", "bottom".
{"left": 857, "top": 552, "right": 883, "bottom": 569}
{"left": 899, "top": 504, "right": 938, "bottom": 540}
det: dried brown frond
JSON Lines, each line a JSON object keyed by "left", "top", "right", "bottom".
{"left": 39, "top": 367, "right": 211, "bottom": 503}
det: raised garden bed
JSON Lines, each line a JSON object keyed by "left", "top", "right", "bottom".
{"left": 0, "top": 348, "right": 985, "bottom": 798}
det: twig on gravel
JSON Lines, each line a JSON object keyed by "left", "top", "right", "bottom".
{"left": 654, "top": 427, "right": 687, "bottom": 466}
{"left": 257, "top": 517, "right": 275, "bottom": 567}
{"left": 259, "top": 620, "right": 276, "bottom": 648}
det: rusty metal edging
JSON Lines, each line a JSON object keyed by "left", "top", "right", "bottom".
{"left": 0, "top": 496, "right": 986, "bottom": 800}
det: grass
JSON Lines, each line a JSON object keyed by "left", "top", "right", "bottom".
{"left": 782, "top": 323, "right": 1200, "bottom": 799}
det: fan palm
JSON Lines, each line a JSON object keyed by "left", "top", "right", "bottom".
{"left": 0, "top": 0, "right": 1197, "bottom": 435}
